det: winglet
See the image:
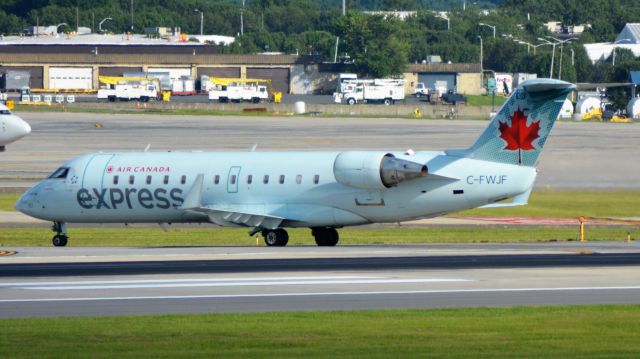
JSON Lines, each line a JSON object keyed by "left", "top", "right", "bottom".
{"left": 180, "top": 174, "right": 204, "bottom": 210}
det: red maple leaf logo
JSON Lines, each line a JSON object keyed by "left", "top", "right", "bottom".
{"left": 499, "top": 108, "right": 540, "bottom": 151}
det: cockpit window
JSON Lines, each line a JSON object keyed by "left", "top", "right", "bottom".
{"left": 0, "top": 109, "right": 11, "bottom": 115}
{"left": 47, "top": 167, "right": 69, "bottom": 179}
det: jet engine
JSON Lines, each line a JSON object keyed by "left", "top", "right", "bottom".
{"left": 333, "top": 151, "right": 428, "bottom": 190}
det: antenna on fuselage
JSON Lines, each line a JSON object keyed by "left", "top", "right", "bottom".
{"left": 144, "top": 144, "right": 151, "bottom": 152}
{"left": 250, "top": 144, "right": 258, "bottom": 152}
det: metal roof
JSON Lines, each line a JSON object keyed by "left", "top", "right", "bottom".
{"left": 616, "top": 23, "right": 640, "bottom": 44}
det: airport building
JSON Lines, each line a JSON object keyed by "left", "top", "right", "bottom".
{"left": 0, "top": 33, "right": 482, "bottom": 95}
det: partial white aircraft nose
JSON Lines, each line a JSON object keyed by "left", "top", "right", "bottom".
{"left": 1, "top": 114, "right": 31, "bottom": 150}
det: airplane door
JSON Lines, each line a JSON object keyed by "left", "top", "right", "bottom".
{"left": 81, "top": 154, "right": 115, "bottom": 190}
{"left": 227, "top": 166, "right": 241, "bottom": 193}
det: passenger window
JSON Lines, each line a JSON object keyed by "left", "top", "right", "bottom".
{"left": 129, "top": 175, "right": 135, "bottom": 185}
{"left": 313, "top": 175, "right": 320, "bottom": 184}
{"left": 47, "top": 167, "right": 69, "bottom": 179}
{"left": 113, "top": 175, "right": 119, "bottom": 185}
{"left": 230, "top": 175, "right": 237, "bottom": 184}
{"left": 247, "top": 175, "right": 253, "bottom": 184}
{"left": 146, "top": 175, "right": 152, "bottom": 185}
{"left": 163, "top": 175, "right": 169, "bottom": 185}
{"left": 181, "top": 175, "right": 186, "bottom": 185}
{"left": 263, "top": 175, "right": 269, "bottom": 184}
{"left": 279, "top": 175, "right": 285, "bottom": 184}
{"left": 214, "top": 175, "right": 220, "bottom": 184}
{"left": 296, "top": 175, "right": 302, "bottom": 184}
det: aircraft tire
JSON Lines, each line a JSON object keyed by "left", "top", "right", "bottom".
{"left": 312, "top": 227, "right": 339, "bottom": 246}
{"left": 263, "top": 229, "right": 289, "bottom": 247}
{"left": 52, "top": 234, "right": 68, "bottom": 247}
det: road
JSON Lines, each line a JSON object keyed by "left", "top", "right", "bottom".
{"left": 1, "top": 242, "right": 640, "bottom": 317}
{"left": 2, "top": 112, "right": 639, "bottom": 189}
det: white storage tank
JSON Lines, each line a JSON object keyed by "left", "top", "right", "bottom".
{"left": 575, "top": 96, "right": 601, "bottom": 115}
{"left": 294, "top": 101, "right": 306, "bottom": 114}
{"left": 558, "top": 99, "right": 574, "bottom": 119}
{"left": 627, "top": 97, "right": 640, "bottom": 118}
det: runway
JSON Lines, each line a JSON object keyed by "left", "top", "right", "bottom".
{"left": 2, "top": 242, "right": 640, "bottom": 317}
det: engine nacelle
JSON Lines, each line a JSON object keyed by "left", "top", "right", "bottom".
{"left": 333, "top": 151, "right": 428, "bottom": 190}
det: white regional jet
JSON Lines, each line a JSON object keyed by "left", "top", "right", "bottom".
{"left": 0, "top": 103, "right": 31, "bottom": 151}
{"left": 16, "top": 79, "right": 574, "bottom": 247}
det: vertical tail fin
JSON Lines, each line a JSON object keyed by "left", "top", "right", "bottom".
{"left": 447, "top": 79, "right": 575, "bottom": 166}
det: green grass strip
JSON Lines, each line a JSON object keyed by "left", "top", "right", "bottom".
{"left": 0, "top": 226, "right": 634, "bottom": 247}
{"left": 1, "top": 305, "right": 640, "bottom": 358}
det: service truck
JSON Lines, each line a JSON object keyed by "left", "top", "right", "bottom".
{"left": 337, "top": 79, "right": 405, "bottom": 105}
{"left": 207, "top": 78, "right": 270, "bottom": 103}
{"left": 97, "top": 76, "right": 162, "bottom": 102}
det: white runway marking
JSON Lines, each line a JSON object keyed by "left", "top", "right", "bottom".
{"left": 2, "top": 286, "right": 640, "bottom": 303}
{"left": 0, "top": 276, "right": 471, "bottom": 291}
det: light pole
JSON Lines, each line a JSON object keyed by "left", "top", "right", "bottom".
{"left": 435, "top": 13, "right": 450, "bottom": 30}
{"left": 478, "top": 22, "right": 495, "bottom": 38}
{"left": 98, "top": 17, "right": 111, "bottom": 33}
{"left": 545, "top": 36, "right": 574, "bottom": 80}
{"left": 194, "top": 9, "right": 203, "bottom": 35}
{"left": 538, "top": 38, "right": 556, "bottom": 78}
{"left": 478, "top": 35, "right": 483, "bottom": 90}
{"left": 514, "top": 39, "right": 532, "bottom": 54}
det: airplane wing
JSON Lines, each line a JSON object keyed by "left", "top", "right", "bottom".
{"left": 179, "top": 174, "right": 285, "bottom": 228}
{"left": 478, "top": 188, "right": 532, "bottom": 209}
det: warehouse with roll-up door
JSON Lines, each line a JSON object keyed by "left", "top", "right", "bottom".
{"left": 98, "top": 67, "right": 144, "bottom": 77}
{"left": 246, "top": 67, "right": 290, "bottom": 94}
{"left": 49, "top": 67, "right": 93, "bottom": 89}
{"left": 404, "top": 63, "right": 482, "bottom": 96}
{"left": 147, "top": 68, "right": 192, "bottom": 82}
{"left": 0, "top": 66, "right": 43, "bottom": 89}
{"left": 197, "top": 67, "right": 241, "bottom": 79}
{"left": 0, "top": 34, "right": 322, "bottom": 93}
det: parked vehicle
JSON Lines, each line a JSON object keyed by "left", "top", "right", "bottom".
{"left": 337, "top": 79, "right": 405, "bottom": 105}
{"left": 97, "top": 76, "right": 162, "bottom": 102}
{"left": 207, "top": 78, "right": 271, "bottom": 103}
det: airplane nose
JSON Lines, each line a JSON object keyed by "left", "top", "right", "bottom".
{"left": 15, "top": 189, "right": 37, "bottom": 216}
{"left": 14, "top": 116, "right": 31, "bottom": 138}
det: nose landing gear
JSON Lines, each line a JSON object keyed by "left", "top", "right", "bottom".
{"left": 51, "top": 221, "right": 68, "bottom": 247}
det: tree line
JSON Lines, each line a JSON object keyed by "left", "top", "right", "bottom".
{"left": 1, "top": 1, "right": 640, "bottom": 94}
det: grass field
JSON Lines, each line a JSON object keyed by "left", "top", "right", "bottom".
{"left": 1, "top": 305, "right": 640, "bottom": 358}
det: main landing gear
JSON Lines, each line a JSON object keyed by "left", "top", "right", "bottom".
{"left": 51, "top": 221, "right": 68, "bottom": 247}
{"left": 256, "top": 227, "right": 340, "bottom": 247}
{"left": 311, "top": 227, "right": 339, "bottom": 246}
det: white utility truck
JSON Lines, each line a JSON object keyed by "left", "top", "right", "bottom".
{"left": 336, "top": 79, "right": 405, "bottom": 105}
{"left": 97, "top": 76, "right": 162, "bottom": 102}
{"left": 208, "top": 78, "right": 271, "bottom": 103}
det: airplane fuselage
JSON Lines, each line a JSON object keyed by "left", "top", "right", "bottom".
{"left": 17, "top": 151, "right": 535, "bottom": 227}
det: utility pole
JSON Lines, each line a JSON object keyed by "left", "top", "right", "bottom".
{"left": 240, "top": 0, "right": 245, "bottom": 36}
{"left": 478, "top": 36, "right": 483, "bottom": 91}
{"left": 130, "top": 0, "right": 134, "bottom": 32}
{"left": 76, "top": 7, "right": 79, "bottom": 33}
{"left": 342, "top": 0, "right": 346, "bottom": 16}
